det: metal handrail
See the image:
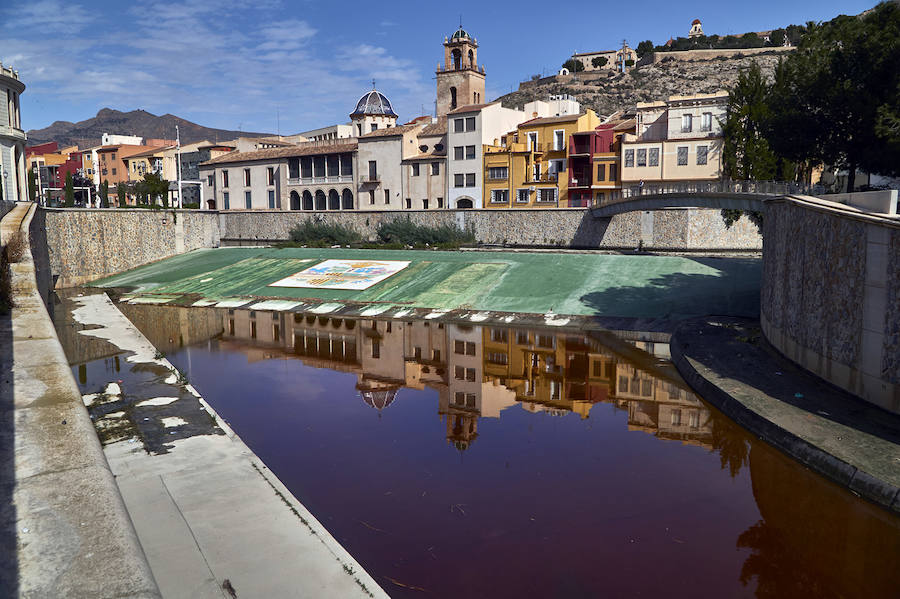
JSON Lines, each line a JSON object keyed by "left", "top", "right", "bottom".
{"left": 589, "top": 179, "right": 817, "bottom": 208}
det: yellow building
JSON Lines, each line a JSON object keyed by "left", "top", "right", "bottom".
{"left": 483, "top": 110, "right": 600, "bottom": 208}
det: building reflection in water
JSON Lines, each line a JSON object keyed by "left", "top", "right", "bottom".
{"left": 211, "top": 306, "right": 713, "bottom": 451}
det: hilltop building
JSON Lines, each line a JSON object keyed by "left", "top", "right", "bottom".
{"left": 689, "top": 19, "right": 704, "bottom": 38}
{"left": 571, "top": 41, "right": 638, "bottom": 73}
{"left": 436, "top": 27, "right": 486, "bottom": 116}
{"left": 1, "top": 63, "right": 27, "bottom": 203}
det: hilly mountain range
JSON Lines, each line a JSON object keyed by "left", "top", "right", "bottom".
{"left": 26, "top": 108, "right": 272, "bottom": 149}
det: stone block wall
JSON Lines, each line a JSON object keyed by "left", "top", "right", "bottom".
{"left": 761, "top": 196, "right": 900, "bottom": 413}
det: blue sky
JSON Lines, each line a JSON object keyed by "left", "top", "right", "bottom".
{"left": 2, "top": 0, "right": 876, "bottom": 136}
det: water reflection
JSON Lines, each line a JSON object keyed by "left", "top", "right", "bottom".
{"left": 77, "top": 300, "right": 900, "bottom": 598}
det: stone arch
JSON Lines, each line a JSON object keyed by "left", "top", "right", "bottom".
{"left": 328, "top": 189, "right": 340, "bottom": 210}
{"left": 290, "top": 190, "right": 301, "bottom": 210}
{"left": 302, "top": 190, "right": 313, "bottom": 210}
{"left": 341, "top": 188, "right": 354, "bottom": 210}
{"left": 452, "top": 48, "right": 461, "bottom": 69}
{"left": 467, "top": 49, "right": 474, "bottom": 67}
{"left": 315, "top": 190, "right": 327, "bottom": 211}
{"left": 456, "top": 197, "right": 474, "bottom": 209}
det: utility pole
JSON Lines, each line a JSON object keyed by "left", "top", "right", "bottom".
{"left": 176, "top": 124, "right": 183, "bottom": 209}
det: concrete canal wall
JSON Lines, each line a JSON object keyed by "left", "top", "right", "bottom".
{"left": 762, "top": 195, "right": 900, "bottom": 414}
{"left": 40, "top": 206, "right": 761, "bottom": 286}
{"left": 0, "top": 203, "right": 161, "bottom": 597}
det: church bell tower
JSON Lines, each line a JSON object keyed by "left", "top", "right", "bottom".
{"left": 436, "top": 26, "right": 486, "bottom": 117}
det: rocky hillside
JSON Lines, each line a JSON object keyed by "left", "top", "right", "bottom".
{"left": 26, "top": 108, "right": 271, "bottom": 148}
{"left": 498, "top": 52, "right": 784, "bottom": 117}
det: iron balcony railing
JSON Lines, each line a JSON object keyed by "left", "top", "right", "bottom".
{"left": 590, "top": 179, "right": 818, "bottom": 208}
{"left": 287, "top": 174, "right": 353, "bottom": 185}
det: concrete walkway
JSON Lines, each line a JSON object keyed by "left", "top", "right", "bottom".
{"left": 1, "top": 203, "right": 161, "bottom": 597}
{"left": 67, "top": 292, "right": 388, "bottom": 598}
{"left": 671, "top": 317, "right": 900, "bottom": 513}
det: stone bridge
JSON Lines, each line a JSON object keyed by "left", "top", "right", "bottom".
{"left": 589, "top": 180, "right": 811, "bottom": 219}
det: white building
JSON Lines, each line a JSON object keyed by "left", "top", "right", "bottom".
{"left": 446, "top": 102, "right": 529, "bottom": 209}
{"left": 101, "top": 133, "right": 143, "bottom": 145}
{"left": 0, "top": 63, "right": 26, "bottom": 203}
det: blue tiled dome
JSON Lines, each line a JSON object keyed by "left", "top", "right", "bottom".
{"left": 450, "top": 27, "right": 470, "bottom": 40}
{"left": 351, "top": 90, "right": 398, "bottom": 117}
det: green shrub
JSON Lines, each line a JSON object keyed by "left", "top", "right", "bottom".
{"left": 376, "top": 219, "right": 475, "bottom": 248}
{"left": 288, "top": 219, "right": 361, "bottom": 246}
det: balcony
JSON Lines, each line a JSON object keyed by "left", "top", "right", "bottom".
{"left": 287, "top": 174, "right": 353, "bottom": 186}
{"left": 0, "top": 124, "right": 26, "bottom": 142}
{"left": 526, "top": 173, "right": 559, "bottom": 184}
{"left": 360, "top": 173, "right": 379, "bottom": 186}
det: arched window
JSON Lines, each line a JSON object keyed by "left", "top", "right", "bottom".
{"left": 341, "top": 189, "right": 353, "bottom": 210}
{"left": 468, "top": 49, "right": 474, "bottom": 67}
{"left": 450, "top": 87, "right": 457, "bottom": 110}
{"left": 452, "top": 49, "right": 461, "bottom": 69}
{"left": 290, "top": 191, "right": 301, "bottom": 210}
{"left": 302, "top": 190, "right": 313, "bottom": 210}
{"left": 315, "top": 190, "right": 326, "bottom": 211}
{"left": 456, "top": 198, "right": 473, "bottom": 209}
{"left": 328, "top": 189, "right": 340, "bottom": 210}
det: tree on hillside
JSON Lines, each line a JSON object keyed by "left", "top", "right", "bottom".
{"left": 722, "top": 63, "right": 777, "bottom": 181}
{"left": 766, "top": 2, "right": 900, "bottom": 188}
{"left": 636, "top": 40, "right": 654, "bottom": 57}
{"left": 64, "top": 172, "right": 75, "bottom": 207}
{"left": 591, "top": 56, "right": 608, "bottom": 68}
{"left": 27, "top": 170, "right": 37, "bottom": 202}
{"left": 561, "top": 59, "right": 584, "bottom": 72}
{"left": 767, "top": 29, "right": 786, "bottom": 47}
{"left": 99, "top": 180, "right": 109, "bottom": 208}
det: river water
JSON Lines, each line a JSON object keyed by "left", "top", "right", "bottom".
{"left": 54, "top": 296, "right": 900, "bottom": 598}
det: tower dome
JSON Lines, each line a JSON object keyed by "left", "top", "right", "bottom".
{"left": 450, "top": 27, "right": 471, "bottom": 41}
{"left": 350, "top": 89, "right": 398, "bottom": 118}
{"left": 359, "top": 388, "right": 399, "bottom": 411}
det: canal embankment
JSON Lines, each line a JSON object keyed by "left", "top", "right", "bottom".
{"left": 0, "top": 202, "right": 161, "bottom": 598}
{"left": 60, "top": 291, "right": 388, "bottom": 598}
{"left": 671, "top": 316, "right": 900, "bottom": 513}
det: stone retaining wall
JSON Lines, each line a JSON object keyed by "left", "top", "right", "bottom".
{"left": 40, "top": 206, "right": 760, "bottom": 286}
{"left": 761, "top": 195, "right": 900, "bottom": 413}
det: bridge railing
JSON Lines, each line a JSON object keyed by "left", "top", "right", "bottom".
{"left": 591, "top": 179, "right": 817, "bottom": 208}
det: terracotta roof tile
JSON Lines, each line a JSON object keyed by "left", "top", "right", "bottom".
{"left": 519, "top": 112, "right": 584, "bottom": 127}
{"left": 447, "top": 101, "right": 499, "bottom": 115}
{"left": 201, "top": 140, "right": 358, "bottom": 166}
{"left": 419, "top": 116, "right": 447, "bottom": 136}
{"left": 359, "top": 123, "right": 422, "bottom": 139}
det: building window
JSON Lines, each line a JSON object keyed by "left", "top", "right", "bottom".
{"left": 649, "top": 148, "right": 659, "bottom": 167}
{"left": 701, "top": 112, "right": 713, "bottom": 132}
{"left": 490, "top": 189, "right": 509, "bottom": 203}
{"left": 372, "top": 340, "right": 380, "bottom": 358}
{"left": 244, "top": 168, "right": 251, "bottom": 186}
{"left": 245, "top": 191, "right": 252, "bottom": 208}
{"left": 369, "top": 190, "right": 375, "bottom": 204}
{"left": 465, "top": 145, "right": 475, "bottom": 159}
{"left": 696, "top": 145, "right": 708, "bottom": 165}
{"left": 624, "top": 149, "right": 634, "bottom": 167}
{"left": 454, "top": 118, "right": 464, "bottom": 132}
{"left": 368, "top": 161, "right": 377, "bottom": 180}
{"left": 431, "top": 162, "right": 440, "bottom": 175}
{"left": 370, "top": 123, "right": 378, "bottom": 132}
{"left": 487, "top": 352, "right": 508, "bottom": 365}
{"left": 488, "top": 166, "right": 508, "bottom": 180}
{"left": 223, "top": 192, "right": 230, "bottom": 209}
{"left": 465, "top": 117, "right": 476, "bottom": 131}
{"left": 465, "top": 173, "right": 475, "bottom": 187}
{"left": 596, "top": 164, "right": 606, "bottom": 181}
{"left": 609, "top": 164, "right": 617, "bottom": 181}
{"left": 207, "top": 174, "right": 214, "bottom": 186}
{"left": 637, "top": 149, "right": 647, "bottom": 167}
{"left": 268, "top": 190, "right": 275, "bottom": 209}
{"left": 450, "top": 87, "right": 458, "bottom": 109}
{"left": 538, "top": 188, "right": 557, "bottom": 203}
{"left": 516, "top": 189, "right": 530, "bottom": 203}
{"left": 437, "top": 197, "right": 444, "bottom": 208}
{"left": 554, "top": 130, "right": 565, "bottom": 151}
{"left": 405, "top": 198, "right": 411, "bottom": 209}
{"left": 677, "top": 146, "right": 688, "bottom": 166}
{"left": 412, "top": 163, "right": 420, "bottom": 176}
{"left": 384, "top": 189, "right": 390, "bottom": 204}
{"left": 111, "top": 168, "right": 117, "bottom": 175}
{"left": 454, "top": 146, "right": 464, "bottom": 160}
{"left": 681, "top": 114, "right": 692, "bottom": 133}
{"left": 454, "top": 173, "right": 465, "bottom": 187}
{"left": 223, "top": 170, "right": 229, "bottom": 187}
{"left": 490, "top": 328, "right": 508, "bottom": 342}
{"left": 423, "top": 199, "right": 429, "bottom": 209}
{"left": 528, "top": 132, "right": 538, "bottom": 150}
{"left": 267, "top": 167, "right": 274, "bottom": 185}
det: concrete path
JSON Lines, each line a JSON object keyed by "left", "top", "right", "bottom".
{"left": 68, "top": 292, "right": 388, "bottom": 599}
{"left": 2, "top": 203, "right": 161, "bottom": 598}
{"left": 671, "top": 317, "right": 900, "bottom": 513}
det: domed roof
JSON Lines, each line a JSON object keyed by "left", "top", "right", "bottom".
{"left": 450, "top": 27, "right": 471, "bottom": 40}
{"left": 360, "top": 388, "right": 399, "bottom": 411}
{"left": 692, "top": 18, "right": 701, "bottom": 25}
{"left": 351, "top": 89, "right": 398, "bottom": 118}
